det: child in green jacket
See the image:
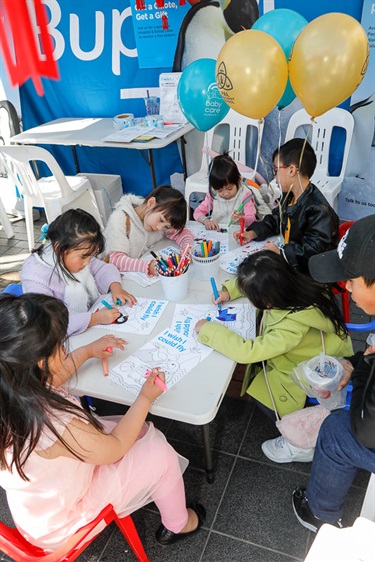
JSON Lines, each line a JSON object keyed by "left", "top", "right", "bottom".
{"left": 195, "top": 251, "right": 353, "bottom": 464}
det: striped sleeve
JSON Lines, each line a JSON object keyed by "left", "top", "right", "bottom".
{"left": 108, "top": 251, "right": 151, "bottom": 275}
{"left": 167, "top": 227, "right": 194, "bottom": 248}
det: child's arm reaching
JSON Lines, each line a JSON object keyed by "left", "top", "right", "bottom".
{"left": 167, "top": 226, "right": 194, "bottom": 248}
{"left": 52, "top": 335, "right": 127, "bottom": 387}
{"left": 230, "top": 194, "right": 257, "bottom": 228}
{"left": 108, "top": 251, "right": 156, "bottom": 277}
{"left": 48, "top": 369, "right": 166, "bottom": 464}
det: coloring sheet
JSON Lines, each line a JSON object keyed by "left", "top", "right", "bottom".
{"left": 220, "top": 236, "right": 281, "bottom": 274}
{"left": 108, "top": 327, "right": 213, "bottom": 398}
{"left": 122, "top": 270, "right": 159, "bottom": 287}
{"left": 90, "top": 294, "right": 168, "bottom": 335}
{"left": 188, "top": 222, "right": 229, "bottom": 254}
{"left": 172, "top": 303, "right": 256, "bottom": 342}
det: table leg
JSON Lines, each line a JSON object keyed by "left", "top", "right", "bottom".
{"left": 72, "top": 146, "right": 80, "bottom": 173}
{"left": 201, "top": 424, "right": 215, "bottom": 483}
{"left": 138, "top": 149, "right": 157, "bottom": 190}
{"left": 180, "top": 135, "right": 188, "bottom": 180}
{"left": 147, "top": 149, "right": 157, "bottom": 189}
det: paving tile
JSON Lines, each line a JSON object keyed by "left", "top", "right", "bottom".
{"left": 167, "top": 396, "right": 255, "bottom": 455}
{"left": 213, "top": 457, "right": 314, "bottom": 560}
{"left": 202, "top": 533, "right": 302, "bottom": 562}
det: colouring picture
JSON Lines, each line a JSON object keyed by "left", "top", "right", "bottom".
{"left": 109, "top": 328, "right": 213, "bottom": 397}
{"left": 90, "top": 294, "right": 168, "bottom": 335}
{"left": 172, "top": 303, "right": 256, "bottom": 342}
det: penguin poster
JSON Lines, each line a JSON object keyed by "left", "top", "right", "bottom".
{"left": 130, "top": 0, "right": 190, "bottom": 68}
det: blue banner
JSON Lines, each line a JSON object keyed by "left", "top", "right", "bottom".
{"left": 19, "top": 0, "right": 184, "bottom": 196}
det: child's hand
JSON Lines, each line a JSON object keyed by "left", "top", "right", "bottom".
{"left": 140, "top": 368, "right": 166, "bottom": 401}
{"left": 231, "top": 210, "right": 244, "bottom": 224}
{"left": 263, "top": 241, "right": 280, "bottom": 254}
{"left": 233, "top": 230, "right": 255, "bottom": 244}
{"left": 86, "top": 335, "right": 127, "bottom": 359}
{"left": 337, "top": 358, "right": 354, "bottom": 391}
{"left": 148, "top": 260, "right": 159, "bottom": 277}
{"left": 213, "top": 290, "right": 230, "bottom": 306}
{"left": 195, "top": 319, "right": 209, "bottom": 333}
{"left": 110, "top": 283, "right": 137, "bottom": 307}
{"left": 204, "top": 218, "right": 220, "bottom": 231}
{"left": 92, "top": 307, "right": 121, "bottom": 326}
{"left": 364, "top": 345, "right": 375, "bottom": 356}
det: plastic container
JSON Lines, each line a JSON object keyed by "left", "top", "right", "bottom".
{"left": 191, "top": 243, "right": 220, "bottom": 281}
{"left": 158, "top": 269, "right": 189, "bottom": 302}
{"left": 77, "top": 173, "right": 122, "bottom": 226}
{"left": 144, "top": 96, "right": 160, "bottom": 115}
{"left": 304, "top": 355, "right": 346, "bottom": 410}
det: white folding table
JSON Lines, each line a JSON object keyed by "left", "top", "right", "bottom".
{"left": 10, "top": 118, "right": 194, "bottom": 189}
{"left": 66, "top": 237, "right": 248, "bottom": 482}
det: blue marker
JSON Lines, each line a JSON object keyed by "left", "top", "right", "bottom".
{"left": 101, "top": 299, "right": 114, "bottom": 310}
{"left": 210, "top": 277, "right": 222, "bottom": 311}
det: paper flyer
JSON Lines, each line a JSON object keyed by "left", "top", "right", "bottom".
{"left": 109, "top": 327, "right": 213, "bottom": 397}
{"left": 188, "top": 222, "right": 229, "bottom": 254}
{"left": 90, "top": 295, "right": 167, "bottom": 335}
{"left": 172, "top": 303, "right": 256, "bottom": 342}
{"left": 220, "top": 236, "right": 281, "bottom": 274}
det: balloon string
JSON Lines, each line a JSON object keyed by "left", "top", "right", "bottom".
{"left": 252, "top": 119, "right": 262, "bottom": 182}
{"left": 204, "top": 131, "right": 211, "bottom": 215}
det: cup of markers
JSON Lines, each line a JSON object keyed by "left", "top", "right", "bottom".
{"left": 152, "top": 246, "right": 191, "bottom": 302}
{"left": 191, "top": 240, "right": 220, "bottom": 281}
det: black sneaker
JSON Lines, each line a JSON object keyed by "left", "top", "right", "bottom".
{"left": 292, "top": 487, "right": 343, "bottom": 533}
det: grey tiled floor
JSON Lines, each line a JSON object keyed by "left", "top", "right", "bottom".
{"left": 0, "top": 213, "right": 372, "bottom": 562}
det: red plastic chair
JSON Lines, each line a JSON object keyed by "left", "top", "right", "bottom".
{"left": 332, "top": 220, "right": 354, "bottom": 323}
{"left": 0, "top": 504, "right": 150, "bottom": 561}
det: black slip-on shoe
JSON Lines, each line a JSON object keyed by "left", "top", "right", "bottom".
{"left": 155, "top": 502, "right": 206, "bottom": 546}
{"left": 292, "top": 486, "right": 343, "bottom": 533}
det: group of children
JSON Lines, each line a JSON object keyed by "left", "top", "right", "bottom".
{"left": 0, "top": 137, "right": 365, "bottom": 552}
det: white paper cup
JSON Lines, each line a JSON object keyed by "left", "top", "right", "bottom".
{"left": 158, "top": 269, "right": 189, "bottom": 302}
{"left": 191, "top": 244, "right": 220, "bottom": 281}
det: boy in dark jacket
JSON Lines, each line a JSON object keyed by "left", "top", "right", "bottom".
{"left": 234, "top": 139, "right": 339, "bottom": 274}
{"left": 292, "top": 214, "right": 375, "bottom": 531}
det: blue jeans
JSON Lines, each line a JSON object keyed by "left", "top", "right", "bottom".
{"left": 307, "top": 409, "right": 375, "bottom": 522}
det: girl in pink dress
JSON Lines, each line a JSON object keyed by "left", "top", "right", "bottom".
{"left": 0, "top": 293, "right": 205, "bottom": 552}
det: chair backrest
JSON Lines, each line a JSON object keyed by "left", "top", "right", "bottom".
{"left": 0, "top": 504, "right": 149, "bottom": 561}
{"left": 284, "top": 108, "right": 354, "bottom": 184}
{"left": 0, "top": 145, "right": 74, "bottom": 202}
{"left": 199, "top": 109, "right": 264, "bottom": 174}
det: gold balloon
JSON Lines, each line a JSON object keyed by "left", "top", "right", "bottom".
{"left": 289, "top": 13, "right": 369, "bottom": 117}
{"left": 216, "top": 30, "right": 288, "bottom": 120}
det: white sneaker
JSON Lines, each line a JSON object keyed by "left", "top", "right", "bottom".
{"left": 261, "top": 436, "right": 315, "bottom": 463}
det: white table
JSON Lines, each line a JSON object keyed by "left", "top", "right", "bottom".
{"left": 67, "top": 238, "right": 247, "bottom": 482}
{"left": 10, "top": 118, "right": 194, "bottom": 189}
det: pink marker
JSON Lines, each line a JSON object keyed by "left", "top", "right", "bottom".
{"left": 145, "top": 369, "right": 168, "bottom": 392}
{"left": 102, "top": 347, "right": 113, "bottom": 377}
{"left": 176, "top": 244, "right": 191, "bottom": 272}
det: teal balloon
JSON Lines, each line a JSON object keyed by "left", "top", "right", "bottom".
{"left": 177, "top": 58, "right": 230, "bottom": 132}
{"left": 253, "top": 9, "right": 308, "bottom": 109}
{"left": 278, "top": 79, "right": 296, "bottom": 110}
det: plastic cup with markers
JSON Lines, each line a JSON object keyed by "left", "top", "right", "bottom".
{"left": 153, "top": 246, "right": 191, "bottom": 303}
{"left": 144, "top": 96, "right": 160, "bottom": 116}
{"left": 191, "top": 240, "right": 220, "bottom": 281}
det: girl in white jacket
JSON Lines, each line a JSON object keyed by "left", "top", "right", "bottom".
{"left": 104, "top": 185, "right": 193, "bottom": 276}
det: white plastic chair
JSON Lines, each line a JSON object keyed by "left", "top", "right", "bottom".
{"left": 0, "top": 145, "right": 103, "bottom": 251}
{"left": 284, "top": 108, "right": 354, "bottom": 212}
{"left": 184, "top": 109, "right": 264, "bottom": 216}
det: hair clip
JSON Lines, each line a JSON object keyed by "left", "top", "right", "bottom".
{"left": 40, "top": 223, "right": 49, "bottom": 242}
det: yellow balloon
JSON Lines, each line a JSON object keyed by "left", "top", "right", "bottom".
{"left": 216, "top": 30, "right": 288, "bottom": 120}
{"left": 289, "top": 13, "right": 369, "bottom": 117}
